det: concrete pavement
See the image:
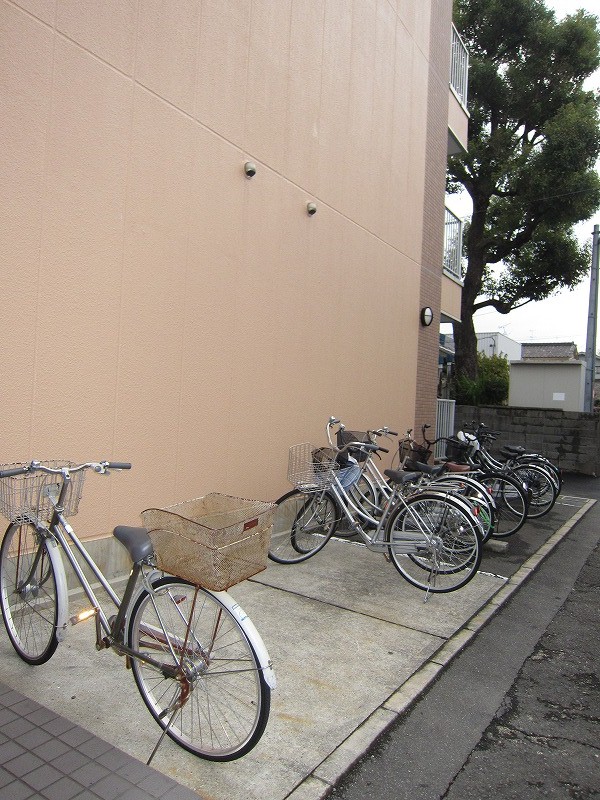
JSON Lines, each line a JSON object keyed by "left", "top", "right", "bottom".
{"left": 0, "top": 482, "right": 595, "bottom": 800}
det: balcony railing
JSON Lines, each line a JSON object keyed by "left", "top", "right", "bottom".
{"left": 450, "top": 24, "right": 469, "bottom": 109}
{"left": 444, "top": 207, "right": 463, "bottom": 281}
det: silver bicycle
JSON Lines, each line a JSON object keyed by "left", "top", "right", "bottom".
{"left": 268, "top": 420, "right": 484, "bottom": 594}
{"left": 0, "top": 460, "right": 275, "bottom": 762}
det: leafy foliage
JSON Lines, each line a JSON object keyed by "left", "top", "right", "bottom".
{"left": 449, "top": 0, "right": 600, "bottom": 379}
{"left": 454, "top": 352, "right": 510, "bottom": 405}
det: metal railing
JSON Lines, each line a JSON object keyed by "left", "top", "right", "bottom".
{"left": 444, "top": 207, "right": 463, "bottom": 280}
{"left": 435, "top": 399, "right": 456, "bottom": 461}
{"left": 450, "top": 24, "right": 469, "bottom": 109}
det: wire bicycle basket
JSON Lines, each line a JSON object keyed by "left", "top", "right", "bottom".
{"left": 397, "top": 440, "right": 431, "bottom": 468}
{"left": 0, "top": 461, "right": 86, "bottom": 523}
{"left": 142, "top": 493, "right": 275, "bottom": 591}
{"left": 287, "top": 443, "right": 340, "bottom": 491}
{"left": 336, "top": 429, "right": 373, "bottom": 463}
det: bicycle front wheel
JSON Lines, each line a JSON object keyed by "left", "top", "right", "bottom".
{"left": 385, "top": 493, "right": 482, "bottom": 593}
{"left": 268, "top": 489, "right": 337, "bottom": 563}
{"left": 0, "top": 522, "right": 60, "bottom": 665}
{"left": 127, "top": 576, "right": 270, "bottom": 761}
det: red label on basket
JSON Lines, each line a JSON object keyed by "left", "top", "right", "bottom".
{"left": 243, "top": 518, "right": 259, "bottom": 531}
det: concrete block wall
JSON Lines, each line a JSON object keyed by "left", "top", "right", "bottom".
{"left": 454, "top": 405, "right": 600, "bottom": 476}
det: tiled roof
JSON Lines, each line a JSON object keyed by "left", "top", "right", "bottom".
{"left": 521, "top": 342, "right": 578, "bottom": 360}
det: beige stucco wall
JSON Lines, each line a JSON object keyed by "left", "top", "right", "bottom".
{"left": 1, "top": 0, "right": 450, "bottom": 537}
{"left": 440, "top": 272, "right": 462, "bottom": 322}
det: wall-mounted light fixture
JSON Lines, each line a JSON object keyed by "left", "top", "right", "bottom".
{"left": 306, "top": 202, "right": 317, "bottom": 216}
{"left": 420, "top": 306, "right": 434, "bottom": 327}
{"left": 244, "top": 161, "right": 257, "bottom": 178}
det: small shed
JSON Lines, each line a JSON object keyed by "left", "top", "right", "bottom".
{"left": 509, "top": 359, "right": 585, "bottom": 412}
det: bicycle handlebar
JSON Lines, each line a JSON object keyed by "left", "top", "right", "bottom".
{"left": 326, "top": 417, "right": 390, "bottom": 455}
{"left": 0, "top": 461, "right": 132, "bottom": 479}
{"left": 0, "top": 466, "right": 29, "bottom": 478}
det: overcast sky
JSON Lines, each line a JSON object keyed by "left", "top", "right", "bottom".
{"left": 444, "top": 0, "right": 600, "bottom": 353}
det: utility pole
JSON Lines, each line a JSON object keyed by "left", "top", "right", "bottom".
{"left": 584, "top": 224, "right": 600, "bottom": 412}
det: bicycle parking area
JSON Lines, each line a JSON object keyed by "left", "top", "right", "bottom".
{"left": 0, "top": 487, "right": 592, "bottom": 800}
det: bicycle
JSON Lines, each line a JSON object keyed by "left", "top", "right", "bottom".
{"left": 268, "top": 421, "right": 484, "bottom": 594}
{"left": 0, "top": 460, "right": 276, "bottom": 763}
{"left": 403, "top": 425, "right": 532, "bottom": 538}
{"left": 334, "top": 424, "right": 497, "bottom": 543}
{"left": 452, "top": 424, "right": 559, "bottom": 518}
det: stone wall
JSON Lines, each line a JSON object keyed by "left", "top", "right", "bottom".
{"left": 454, "top": 405, "right": 600, "bottom": 476}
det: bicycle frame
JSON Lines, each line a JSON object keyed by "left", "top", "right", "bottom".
{"left": 27, "top": 476, "right": 275, "bottom": 688}
{"left": 327, "top": 467, "right": 465, "bottom": 556}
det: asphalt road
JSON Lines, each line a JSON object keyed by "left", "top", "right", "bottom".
{"left": 329, "top": 473, "right": 600, "bottom": 800}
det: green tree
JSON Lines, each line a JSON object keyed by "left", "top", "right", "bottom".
{"left": 449, "top": 0, "right": 600, "bottom": 381}
{"left": 455, "top": 352, "right": 510, "bottom": 405}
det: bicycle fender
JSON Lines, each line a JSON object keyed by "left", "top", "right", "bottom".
{"left": 214, "top": 591, "right": 277, "bottom": 690}
{"left": 47, "top": 537, "right": 69, "bottom": 642}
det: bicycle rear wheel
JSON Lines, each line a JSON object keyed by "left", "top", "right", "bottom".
{"left": 127, "top": 576, "right": 270, "bottom": 761}
{"left": 476, "top": 472, "right": 528, "bottom": 537}
{"left": 430, "top": 476, "right": 495, "bottom": 542}
{"left": 510, "top": 463, "right": 557, "bottom": 518}
{"left": 268, "top": 489, "right": 337, "bottom": 563}
{"left": 0, "top": 522, "right": 60, "bottom": 665}
{"left": 385, "top": 493, "right": 482, "bottom": 593}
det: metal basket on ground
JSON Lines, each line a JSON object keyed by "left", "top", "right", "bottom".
{"left": 287, "top": 443, "right": 339, "bottom": 491}
{"left": 141, "top": 494, "right": 275, "bottom": 591}
{"left": 0, "top": 461, "right": 86, "bottom": 523}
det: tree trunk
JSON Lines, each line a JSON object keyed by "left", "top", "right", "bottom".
{"left": 453, "top": 193, "right": 489, "bottom": 382}
{"left": 453, "top": 312, "right": 478, "bottom": 381}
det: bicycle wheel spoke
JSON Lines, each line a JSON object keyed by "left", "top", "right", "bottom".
{"left": 128, "top": 578, "right": 270, "bottom": 761}
{"left": 268, "top": 489, "right": 336, "bottom": 563}
{"left": 386, "top": 494, "right": 482, "bottom": 592}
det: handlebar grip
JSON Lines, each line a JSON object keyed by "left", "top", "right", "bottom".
{"left": 0, "top": 466, "right": 29, "bottom": 478}
{"left": 388, "top": 430, "right": 398, "bottom": 437}
{"left": 378, "top": 446, "right": 390, "bottom": 454}
{"left": 105, "top": 462, "right": 132, "bottom": 470}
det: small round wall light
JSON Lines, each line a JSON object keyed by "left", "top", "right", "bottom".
{"left": 244, "top": 161, "right": 257, "bottom": 178}
{"left": 306, "top": 202, "right": 317, "bottom": 216}
{"left": 420, "top": 306, "right": 434, "bottom": 327}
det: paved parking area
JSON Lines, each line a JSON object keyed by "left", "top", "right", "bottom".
{"left": 0, "top": 488, "right": 593, "bottom": 800}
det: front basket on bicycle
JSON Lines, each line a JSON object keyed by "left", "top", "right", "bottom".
{"left": 287, "top": 443, "right": 339, "bottom": 491}
{"left": 336, "top": 430, "right": 371, "bottom": 463}
{"left": 0, "top": 461, "right": 86, "bottom": 523}
{"left": 398, "top": 440, "right": 431, "bottom": 467}
{"left": 141, "top": 494, "right": 275, "bottom": 591}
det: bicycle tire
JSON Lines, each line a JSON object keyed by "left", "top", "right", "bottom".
{"left": 429, "top": 476, "right": 496, "bottom": 542}
{"left": 510, "top": 463, "right": 558, "bottom": 518}
{"left": 0, "top": 522, "right": 60, "bottom": 665}
{"left": 268, "top": 489, "right": 337, "bottom": 563}
{"left": 476, "top": 472, "right": 528, "bottom": 537}
{"left": 515, "top": 455, "right": 562, "bottom": 494}
{"left": 385, "top": 492, "right": 482, "bottom": 593}
{"left": 127, "top": 575, "right": 270, "bottom": 761}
